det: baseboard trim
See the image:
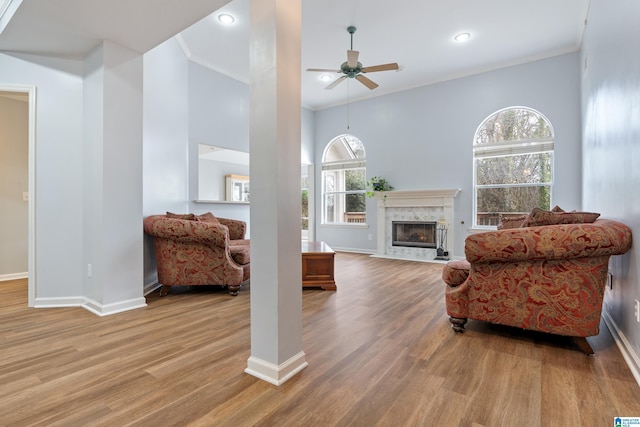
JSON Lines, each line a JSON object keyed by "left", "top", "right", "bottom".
{"left": 144, "top": 280, "right": 161, "bottom": 296}
{"left": 0, "top": 272, "right": 28, "bottom": 282}
{"left": 34, "top": 296, "right": 147, "bottom": 316}
{"left": 83, "top": 297, "right": 147, "bottom": 317}
{"left": 369, "top": 254, "right": 450, "bottom": 264}
{"left": 330, "top": 247, "right": 376, "bottom": 255}
{"left": 34, "top": 296, "right": 85, "bottom": 308}
{"left": 602, "top": 308, "right": 640, "bottom": 387}
{"left": 245, "top": 351, "right": 308, "bottom": 386}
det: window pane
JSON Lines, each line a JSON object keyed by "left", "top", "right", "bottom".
{"left": 301, "top": 189, "right": 308, "bottom": 230}
{"left": 477, "top": 186, "right": 551, "bottom": 216}
{"left": 344, "top": 136, "right": 365, "bottom": 159}
{"left": 477, "top": 153, "right": 552, "bottom": 185}
{"left": 324, "top": 193, "right": 336, "bottom": 223}
{"left": 323, "top": 173, "right": 335, "bottom": 193}
{"left": 345, "top": 193, "right": 365, "bottom": 214}
{"left": 301, "top": 167, "right": 309, "bottom": 231}
{"left": 322, "top": 135, "right": 367, "bottom": 225}
{"left": 475, "top": 108, "right": 552, "bottom": 145}
{"left": 345, "top": 168, "right": 365, "bottom": 191}
{"left": 473, "top": 107, "right": 554, "bottom": 228}
{"left": 324, "top": 135, "right": 366, "bottom": 162}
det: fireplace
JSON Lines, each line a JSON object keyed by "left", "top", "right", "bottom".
{"left": 392, "top": 221, "right": 437, "bottom": 248}
{"left": 374, "top": 189, "right": 460, "bottom": 261}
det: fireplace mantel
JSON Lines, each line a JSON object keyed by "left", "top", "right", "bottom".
{"left": 375, "top": 189, "right": 460, "bottom": 261}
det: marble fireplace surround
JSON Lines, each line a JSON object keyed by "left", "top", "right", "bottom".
{"left": 374, "top": 189, "right": 460, "bottom": 262}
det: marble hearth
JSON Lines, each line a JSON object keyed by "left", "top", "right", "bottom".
{"left": 374, "top": 189, "right": 460, "bottom": 262}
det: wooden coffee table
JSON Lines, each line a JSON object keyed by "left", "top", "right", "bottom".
{"left": 301, "top": 241, "right": 336, "bottom": 290}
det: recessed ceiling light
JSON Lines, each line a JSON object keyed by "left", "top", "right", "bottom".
{"left": 454, "top": 32, "right": 471, "bottom": 42}
{"left": 218, "top": 13, "right": 235, "bottom": 25}
{"left": 319, "top": 74, "right": 333, "bottom": 82}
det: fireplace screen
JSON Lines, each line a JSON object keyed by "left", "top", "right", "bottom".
{"left": 392, "top": 221, "right": 437, "bottom": 248}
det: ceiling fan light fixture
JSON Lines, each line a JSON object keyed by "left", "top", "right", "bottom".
{"left": 306, "top": 26, "right": 399, "bottom": 92}
{"left": 217, "top": 13, "right": 235, "bottom": 25}
{"left": 454, "top": 32, "right": 471, "bottom": 42}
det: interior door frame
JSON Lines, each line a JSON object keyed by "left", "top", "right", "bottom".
{"left": 0, "top": 84, "right": 37, "bottom": 306}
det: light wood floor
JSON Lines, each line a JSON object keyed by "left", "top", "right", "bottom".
{"left": 1, "top": 253, "right": 639, "bottom": 426}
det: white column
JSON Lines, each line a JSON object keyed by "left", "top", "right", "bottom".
{"left": 245, "top": 0, "right": 306, "bottom": 385}
{"left": 83, "top": 40, "right": 146, "bottom": 315}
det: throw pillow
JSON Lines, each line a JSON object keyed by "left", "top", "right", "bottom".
{"left": 497, "top": 215, "right": 528, "bottom": 229}
{"left": 166, "top": 212, "right": 196, "bottom": 220}
{"left": 551, "top": 205, "right": 565, "bottom": 213}
{"left": 196, "top": 212, "right": 220, "bottom": 224}
{"left": 521, "top": 207, "right": 600, "bottom": 227}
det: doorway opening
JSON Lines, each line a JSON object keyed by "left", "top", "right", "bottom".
{"left": 0, "top": 85, "right": 36, "bottom": 306}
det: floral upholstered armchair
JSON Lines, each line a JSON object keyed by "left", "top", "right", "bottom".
{"left": 442, "top": 207, "right": 632, "bottom": 354}
{"left": 143, "top": 212, "right": 250, "bottom": 296}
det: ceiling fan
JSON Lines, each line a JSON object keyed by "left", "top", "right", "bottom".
{"left": 307, "top": 26, "right": 399, "bottom": 90}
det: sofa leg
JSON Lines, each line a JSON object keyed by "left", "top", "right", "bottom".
{"left": 449, "top": 317, "right": 467, "bottom": 333}
{"left": 159, "top": 285, "right": 170, "bottom": 297}
{"left": 573, "top": 337, "right": 594, "bottom": 355}
{"left": 228, "top": 284, "right": 241, "bottom": 296}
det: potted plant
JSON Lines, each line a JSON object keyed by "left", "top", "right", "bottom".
{"left": 366, "top": 176, "right": 394, "bottom": 198}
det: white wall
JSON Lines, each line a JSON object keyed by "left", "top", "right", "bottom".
{"left": 187, "top": 61, "right": 251, "bottom": 226}
{"left": 0, "top": 52, "right": 84, "bottom": 298}
{"left": 188, "top": 62, "right": 250, "bottom": 154}
{"left": 143, "top": 42, "right": 318, "bottom": 279}
{"left": 83, "top": 44, "right": 106, "bottom": 303}
{"left": 301, "top": 107, "right": 315, "bottom": 165}
{"left": 198, "top": 158, "right": 224, "bottom": 201}
{"left": 82, "top": 40, "right": 145, "bottom": 310}
{"left": 581, "top": 0, "right": 640, "bottom": 373}
{"left": 198, "top": 158, "right": 250, "bottom": 201}
{"left": 143, "top": 37, "right": 191, "bottom": 288}
{"left": 185, "top": 60, "right": 316, "bottom": 235}
{"left": 0, "top": 96, "right": 28, "bottom": 277}
{"left": 1, "top": 47, "right": 145, "bottom": 311}
{"left": 314, "top": 53, "right": 583, "bottom": 257}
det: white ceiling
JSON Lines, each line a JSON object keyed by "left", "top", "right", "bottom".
{"left": 0, "top": 0, "right": 590, "bottom": 111}
{"left": 180, "top": 0, "right": 590, "bottom": 110}
{"left": 0, "top": 0, "right": 233, "bottom": 56}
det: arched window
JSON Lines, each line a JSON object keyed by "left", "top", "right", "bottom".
{"left": 322, "top": 134, "right": 366, "bottom": 225}
{"left": 473, "top": 107, "right": 554, "bottom": 227}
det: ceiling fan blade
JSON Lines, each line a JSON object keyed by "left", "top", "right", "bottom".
{"left": 347, "top": 50, "right": 359, "bottom": 68}
{"left": 324, "top": 75, "right": 347, "bottom": 90}
{"left": 361, "top": 63, "right": 400, "bottom": 73}
{"left": 356, "top": 74, "right": 378, "bottom": 90}
{"left": 306, "top": 68, "right": 342, "bottom": 73}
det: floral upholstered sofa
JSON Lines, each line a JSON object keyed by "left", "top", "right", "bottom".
{"left": 143, "top": 212, "right": 250, "bottom": 296}
{"left": 442, "top": 207, "right": 632, "bottom": 354}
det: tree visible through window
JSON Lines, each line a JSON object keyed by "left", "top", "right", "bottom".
{"left": 322, "top": 135, "right": 366, "bottom": 224}
{"left": 473, "top": 107, "right": 554, "bottom": 227}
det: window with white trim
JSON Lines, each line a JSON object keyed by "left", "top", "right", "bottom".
{"left": 322, "top": 135, "right": 366, "bottom": 225}
{"left": 301, "top": 163, "right": 310, "bottom": 240}
{"left": 473, "top": 107, "right": 554, "bottom": 228}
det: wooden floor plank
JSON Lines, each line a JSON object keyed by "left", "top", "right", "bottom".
{"left": 0, "top": 253, "right": 639, "bottom": 426}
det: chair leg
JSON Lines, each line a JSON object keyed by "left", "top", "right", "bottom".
{"left": 449, "top": 317, "right": 467, "bottom": 333}
{"left": 159, "top": 285, "right": 170, "bottom": 297}
{"left": 572, "top": 337, "right": 594, "bottom": 355}
{"left": 228, "top": 284, "right": 241, "bottom": 296}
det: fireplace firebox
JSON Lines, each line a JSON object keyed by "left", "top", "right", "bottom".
{"left": 392, "top": 221, "right": 437, "bottom": 248}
